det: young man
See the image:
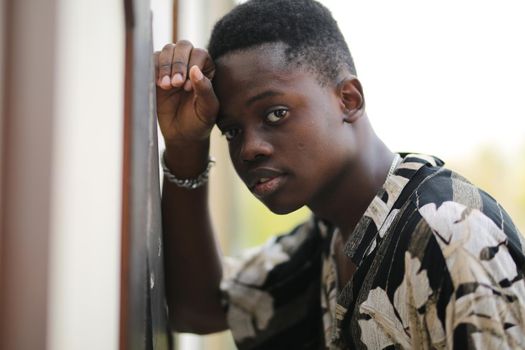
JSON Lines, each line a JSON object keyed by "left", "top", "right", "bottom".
{"left": 155, "top": 0, "right": 525, "bottom": 348}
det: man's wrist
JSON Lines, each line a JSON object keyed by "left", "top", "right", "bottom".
{"left": 162, "top": 150, "right": 215, "bottom": 189}
{"left": 163, "top": 139, "right": 210, "bottom": 179}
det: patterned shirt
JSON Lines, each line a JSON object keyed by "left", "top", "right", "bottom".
{"left": 220, "top": 154, "right": 525, "bottom": 349}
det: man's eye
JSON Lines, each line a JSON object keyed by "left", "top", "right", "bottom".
{"left": 222, "top": 128, "right": 240, "bottom": 141}
{"left": 265, "top": 108, "right": 288, "bottom": 123}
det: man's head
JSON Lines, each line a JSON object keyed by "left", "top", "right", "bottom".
{"left": 208, "top": 0, "right": 356, "bottom": 85}
{"left": 210, "top": 0, "right": 369, "bottom": 216}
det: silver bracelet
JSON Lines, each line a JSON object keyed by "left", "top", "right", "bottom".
{"left": 161, "top": 150, "right": 215, "bottom": 189}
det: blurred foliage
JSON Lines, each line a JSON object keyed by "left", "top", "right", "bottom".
{"left": 235, "top": 186, "right": 311, "bottom": 249}
{"left": 447, "top": 144, "right": 525, "bottom": 235}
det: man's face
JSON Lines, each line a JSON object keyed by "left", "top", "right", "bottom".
{"left": 214, "top": 44, "right": 355, "bottom": 214}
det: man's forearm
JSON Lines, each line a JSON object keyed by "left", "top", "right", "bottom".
{"left": 161, "top": 142, "right": 227, "bottom": 333}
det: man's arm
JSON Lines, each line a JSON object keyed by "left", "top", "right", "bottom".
{"left": 155, "top": 41, "right": 227, "bottom": 333}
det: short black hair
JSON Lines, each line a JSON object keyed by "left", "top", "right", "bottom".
{"left": 207, "top": 0, "right": 356, "bottom": 84}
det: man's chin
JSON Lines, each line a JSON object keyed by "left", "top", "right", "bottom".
{"left": 261, "top": 199, "right": 305, "bottom": 215}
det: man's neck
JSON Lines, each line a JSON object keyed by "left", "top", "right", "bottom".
{"left": 309, "top": 126, "right": 394, "bottom": 242}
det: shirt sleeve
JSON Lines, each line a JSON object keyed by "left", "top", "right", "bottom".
{"left": 417, "top": 200, "right": 525, "bottom": 349}
{"left": 220, "top": 218, "right": 325, "bottom": 349}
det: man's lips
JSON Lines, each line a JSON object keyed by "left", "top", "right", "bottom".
{"left": 246, "top": 168, "right": 287, "bottom": 197}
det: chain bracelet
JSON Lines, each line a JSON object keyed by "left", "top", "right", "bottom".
{"left": 161, "top": 150, "right": 215, "bottom": 189}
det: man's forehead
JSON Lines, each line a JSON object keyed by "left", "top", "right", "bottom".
{"left": 213, "top": 42, "right": 338, "bottom": 89}
{"left": 215, "top": 42, "right": 290, "bottom": 73}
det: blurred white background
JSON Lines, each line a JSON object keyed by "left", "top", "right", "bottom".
{"left": 320, "top": 0, "right": 525, "bottom": 159}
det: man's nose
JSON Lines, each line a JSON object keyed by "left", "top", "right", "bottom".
{"left": 240, "top": 127, "right": 273, "bottom": 163}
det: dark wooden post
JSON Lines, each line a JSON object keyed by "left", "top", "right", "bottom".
{"left": 172, "top": 0, "right": 179, "bottom": 41}
{"left": 121, "top": 0, "right": 171, "bottom": 349}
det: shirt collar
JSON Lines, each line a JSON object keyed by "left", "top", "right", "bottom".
{"left": 342, "top": 153, "right": 444, "bottom": 266}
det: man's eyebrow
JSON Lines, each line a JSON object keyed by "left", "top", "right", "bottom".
{"left": 246, "top": 90, "right": 283, "bottom": 107}
{"left": 216, "top": 90, "right": 285, "bottom": 128}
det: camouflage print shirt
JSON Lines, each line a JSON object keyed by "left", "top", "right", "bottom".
{"left": 221, "top": 154, "right": 525, "bottom": 349}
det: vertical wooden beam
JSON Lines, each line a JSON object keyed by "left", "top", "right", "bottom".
{"left": 120, "top": 2, "right": 134, "bottom": 350}
{"left": 121, "top": 0, "right": 171, "bottom": 349}
{"left": 0, "top": 0, "right": 6, "bottom": 288}
{"left": 172, "top": 0, "right": 179, "bottom": 41}
{"left": 0, "top": 0, "right": 57, "bottom": 348}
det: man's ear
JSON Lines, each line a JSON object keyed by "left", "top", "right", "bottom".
{"left": 337, "top": 77, "right": 365, "bottom": 123}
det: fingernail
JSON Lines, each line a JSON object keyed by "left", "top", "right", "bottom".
{"left": 184, "top": 80, "right": 192, "bottom": 91}
{"left": 161, "top": 75, "right": 171, "bottom": 87}
{"left": 193, "top": 67, "right": 203, "bottom": 81}
{"left": 172, "top": 73, "right": 183, "bottom": 86}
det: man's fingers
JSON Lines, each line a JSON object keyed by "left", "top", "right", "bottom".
{"left": 170, "top": 40, "right": 193, "bottom": 88}
{"left": 156, "top": 41, "right": 194, "bottom": 90}
{"left": 158, "top": 44, "right": 175, "bottom": 89}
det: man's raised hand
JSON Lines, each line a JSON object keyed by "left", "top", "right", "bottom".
{"left": 154, "top": 41, "right": 219, "bottom": 146}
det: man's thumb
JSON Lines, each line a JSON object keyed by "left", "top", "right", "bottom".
{"left": 189, "top": 65, "right": 218, "bottom": 121}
